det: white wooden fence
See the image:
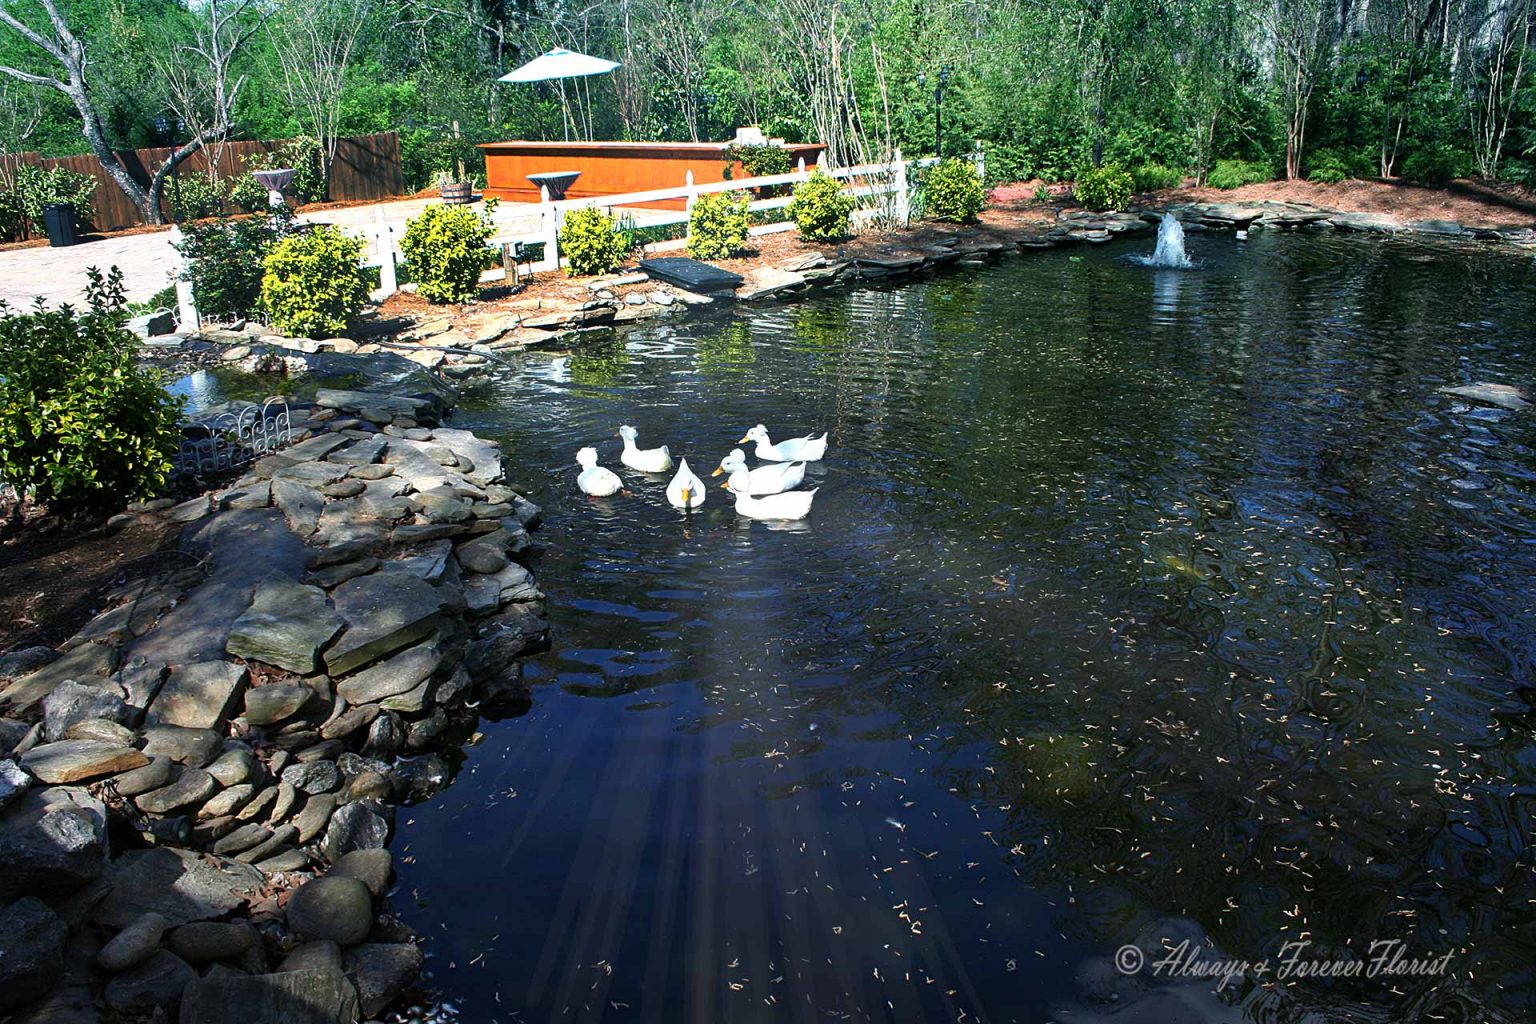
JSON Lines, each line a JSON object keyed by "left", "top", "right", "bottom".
{"left": 357, "top": 146, "right": 983, "bottom": 299}
{"left": 169, "top": 146, "right": 984, "bottom": 324}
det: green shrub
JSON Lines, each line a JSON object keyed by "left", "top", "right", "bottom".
{"left": 400, "top": 203, "right": 497, "bottom": 304}
{"left": 686, "top": 190, "right": 750, "bottom": 260}
{"left": 0, "top": 164, "right": 97, "bottom": 240}
{"left": 259, "top": 225, "right": 369, "bottom": 337}
{"left": 558, "top": 207, "right": 630, "bottom": 277}
{"left": 1130, "top": 163, "right": 1184, "bottom": 192}
{"left": 1073, "top": 164, "right": 1133, "bottom": 211}
{"left": 724, "top": 143, "right": 791, "bottom": 180}
{"left": 1207, "top": 159, "right": 1271, "bottom": 190}
{"left": 176, "top": 208, "right": 292, "bottom": 321}
{"left": 1401, "top": 146, "right": 1467, "bottom": 184}
{"left": 787, "top": 171, "right": 855, "bottom": 240}
{"left": 1306, "top": 150, "right": 1352, "bottom": 184}
{"left": 227, "top": 173, "right": 271, "bottom": 214}
{"left": 924, "top": 158, "right": 987, "bottom": 222}
{"left": 170, "top": 172, "right": 228, "bottom": 221}
{"left": 0, "top": 267, "right": 183, "bottom": 509}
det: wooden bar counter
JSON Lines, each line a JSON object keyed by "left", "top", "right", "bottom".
{"left": 479, "top": 140, "right": 826, "bottom": 209}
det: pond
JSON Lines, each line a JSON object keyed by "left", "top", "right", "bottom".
{"left": 391, "top": 231, "right": 1536, "bottom": 1023}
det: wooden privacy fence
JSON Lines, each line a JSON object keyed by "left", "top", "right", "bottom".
{"left": 354, "top": 147, "right": 984, "bottom": 299}
{"left": 0, "top": 132, "right": 404, "bottom": 231}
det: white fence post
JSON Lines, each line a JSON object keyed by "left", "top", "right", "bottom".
{"left": 893, "top": 148, "right": 909, "bottom": 226}
{"left": 167, "top": 225, "right": 200, "bottom": 331}
{"left": 975, "top": 141, "right": 986, "bottom": 182}
{"left": 540, "top": 185, "right": 558, "bottom": 272}
{"left": 683, "top": 170, "right": 697, "bottom": 242}
{"left": 374, "top": 207, "right": 398, "bottom": 297}
{"left": 797, "top": 156, "right": 806, "bottom": 174}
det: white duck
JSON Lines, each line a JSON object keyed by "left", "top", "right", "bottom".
{"left": 739, "top": 425, "right": 828, "bottom": 463}
{"left": 665, "top": 458, "right": 706, "bottom": 510}
{"left": 575, "top": 446, "right": 622, "bottom": 497}
{"left": 711, "top": 449, "right": 805, "bottom": 495}
{"left": 618, "top": 424, "right": 673, "bottom": 473}
{"left": 725, "top": 470, "right": 818, "bottom": 520}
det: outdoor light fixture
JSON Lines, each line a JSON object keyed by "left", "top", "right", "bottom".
{"left": 916, "top": 65, "right": 953, "bottom": 157}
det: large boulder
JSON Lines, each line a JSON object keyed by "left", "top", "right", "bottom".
{"left": 284, "top": 876, "right": 374, "bottom": 947}
{"left": 335, "top": 640, "right": 442, "bottom": 706}
{"left": 18, "top": 738, "right": 147, "bottom": 784}
{"left": 102, "top": 949, "right": 195, "bottom": 1012}
{"left": 0, "top": 786, "right": 109, "bottom": 902}
{"left": 343, "top": 942, "right": 423, "bottom": 1018}
{"left": 0, "top": 641, "right": 120, "bottom": 715}
{"left": 321, "top": 800, "right": 391, "bottom": 863}
{"left": 226, "top": 575, "right": 344, "bottom": 675}
{"left": 0, "top": 897, "right": 68, "bottom": 1013}
{"left": 0, "top": 758, "right": 30, "bottom": 812}
{"left": 42, "top": 680, "right": 132, "bottom": 742}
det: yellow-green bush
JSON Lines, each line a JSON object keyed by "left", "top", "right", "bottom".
{"left": 1130, "top": 163, "right": 1184, "bottom": 192}
{"left": 1207, "top": 159, "right": 1271, "bottom": 190}
{"left": 400, "top": 203, "right": 497, "bottom": 304}
{"left": 924, "top": 158, "right": 987, "bottom": 222}
{"left": 786, "top": 171, "right": 855, "bottom": 240}
{"left": 1073, "top": 165, "right": 1133, "bottom": 211}
{"left": 686, "top": 191, "right": 750, "bottom": 260}
{"left": 259, "top": 226, "right": 369, "bottom": 338}
{"left": 0, "top": 268, "right": 182, "bottom": 509}
{"left": 558, "top": 207, "right": 630, "bottom": 277}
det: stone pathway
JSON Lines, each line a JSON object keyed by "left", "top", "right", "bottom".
{"left": 0, "top": 388, "right": 548, "bottom": 1024}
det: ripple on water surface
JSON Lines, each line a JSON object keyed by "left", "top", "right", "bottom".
{"left": 392, "top": 232, "right": 1536, "bottom": 1023}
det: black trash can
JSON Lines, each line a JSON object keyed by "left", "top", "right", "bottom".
{"left": 41, "top": 203, "right": 79, "bottom": 247}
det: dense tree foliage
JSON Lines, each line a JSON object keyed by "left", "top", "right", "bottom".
{"left": 3, "top": 0, "right": 1536, "bottom": 197}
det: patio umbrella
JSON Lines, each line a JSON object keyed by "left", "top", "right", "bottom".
{"left": 498, "top": 48, "right": 621, "bottom": 141}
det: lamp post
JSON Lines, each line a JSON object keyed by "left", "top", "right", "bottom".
{"left": 916, "top": 65, "right": 952, "bottom": 158}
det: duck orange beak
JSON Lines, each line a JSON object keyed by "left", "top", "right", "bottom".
{"left": 737, "top": 433, "right": 751, "bottom": 443}
{"left": 719, "top": 482, "right": 731, "bottom": 490}
{"left": 711, "top": 467, "right": 723, "bottom": 477}
{"left": 681, "top": 487, "right": 691, "bottom": 504}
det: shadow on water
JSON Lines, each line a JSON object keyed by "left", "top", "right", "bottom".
{"left": 393, "top": 232, "right": 1536, "bottom": 1024}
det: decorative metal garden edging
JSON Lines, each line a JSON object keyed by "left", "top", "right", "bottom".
{"left": 172, "top": 398, "right": 292, "bottom": 478}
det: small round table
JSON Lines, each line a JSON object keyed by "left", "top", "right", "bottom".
{"left": 527, "top": 171, "right": 581, "bottom": 201}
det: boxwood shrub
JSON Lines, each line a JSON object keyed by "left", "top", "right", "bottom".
{"left": 687, "top": 191, "right": 750, "bottom": 260}
{"left": 259, "top": 225, "right": 370, "bottom": 338}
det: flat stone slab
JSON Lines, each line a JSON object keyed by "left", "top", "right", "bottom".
{"left": 179, "top": 968, "right": 359, "bottom": 1024}
{"left": 639, "top": 256, "right": 744, "bottom": 292}
{"left": 335, "top": 640, "right": 442, "bottom": 705}
{"left": 90, "top": 847, "right": 264, "bottom": 928}
{"left": 324, "top": 572, "right": 444, "bottom": 677}
{"left": 315, "top": 389, "right": 431, "bottom": 420}
{"left": 428, "top": 428, "right": 502, "bottom": 487}
{"left": 226, "top": 575, "right": 344, "bottom": 674}
{"left": 147, "top": 661, "right": 248, "bottom": 730}
{"left": 736, "top": 266, "right": 806, "bottom": 301}
{"left": 20, "top": 739, "right": 147, "bottom": 784}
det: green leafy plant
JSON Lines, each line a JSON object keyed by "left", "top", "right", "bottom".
{"left": 400, "top": 203, "right": 497, "bottom": 303}
{"left": 724, "top": 143, "right": 791, "bottom": 180}
{"left": 787, "top": 171, "right": 855, "bottom": 240}
{"left": 0, "top": 267, "right": 183, "bottom": 509}
{"left": 1305, "top": 150, "right": 1352, "bottom": 184}
{"left": 923, "top": 158, "right": 987, "bottom": 222}
{"left": 0, "top": 164, "right": 97, "bottom": 240}
{"left": 170, "top": 172, "right": 228, "bottom": 221}
{"left": 1073, "top": 164, "right": 1133, "bottom": 211}
{"left": 259, "top": 225, "right": 369, "bottom": 337}
{"left": 227, "top": 173, "right": 271, "bottom": 214}
{"left": 1207, "top": 159, "right": 1272, "bottom": 190}
{"left": 558, "top": 207, "right": 630, "bottom": 277}
{"left": 1130, "top": 163, "right": 1184, "bottom": 192}
{"left": 175, "top": 208, "right": 292, "bottom": 321}
{"left": 686, "top": 190, "right": 750, "bottom": 260}
{"left": 1401, "top": 146, "right": 1467, "bottom": 184}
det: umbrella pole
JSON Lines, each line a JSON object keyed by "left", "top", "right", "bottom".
{"left": 560, "top": 79, "right": 570, "bottom": 142}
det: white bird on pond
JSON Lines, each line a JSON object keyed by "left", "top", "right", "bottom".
{"left": 666, "top": 458, "right": 706, "bottom": 510}
{"left": 739, "top": 425, "right": 827, "bottom": 463}
{"left": 618, "top": 424, "right": 673, "bottom": 473}
{"left": 711, "top": 448, "right": 805, "bottom": 495}
{"left": 575, "top": 446, "right": 622, "bottom": 497}
{"left": 725, "top": 470, "right": 818, "bottom": 520}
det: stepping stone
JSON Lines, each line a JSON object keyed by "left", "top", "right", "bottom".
{"left": 147, "top": 661, "right": 248, "bottom": 731}
{"left": 272, "top": 478, "right": 325, "bottom": 538}
{"left": 1, "top": 642, "right": 120, "bottom": 715}
{"left": 227, "top": 575, "right": 343, "bottom": 674}
{"left": 141, "top": 726, "right": 222, "bottom": 767}
{"left": 335, "top": 641, "right": 441, "bottom": 706}
{"left": 90, "top": 847, "right": 263, "bottom": 928}
{"left": 639, "top": 256, "right": 744, "bottom": 292}
{"left": 324, "top": 573, "right": 444, "bottom": 677}
{"left": 20, "top": 740, "right": 147, "bottom": 784}
{"left": 178, "top": 966, "right": 359, "bottom": 1024}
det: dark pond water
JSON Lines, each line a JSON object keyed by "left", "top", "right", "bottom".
{"left": 392, "top": 231, "right": 1536, "bottom": 1024}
